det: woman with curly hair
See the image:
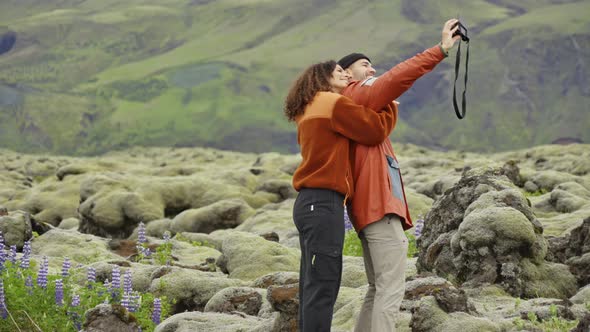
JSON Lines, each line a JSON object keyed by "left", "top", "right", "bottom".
{"left": 285, "top": 60, "right": 395, "bottom": 331}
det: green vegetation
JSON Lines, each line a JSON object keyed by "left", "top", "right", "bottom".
{"left": 0, "top": 0, "right": 588, "bottom": 155}
{"left": 524, "top": 189, "right": 549, "bottom": 197}
{"left": 343, "top": 231, "right": 363, "bottom": 257}
{"left": 0, "top": 260, "right": 171, "bottom": 331}
{"left": 512, "top": 305, "right": 579, "bottom": 332}
{"left": 175, "top": 233, "right": 216, "bottom": 249}
{"left": 342, "top": 230, "right": 418, "bottom": 258}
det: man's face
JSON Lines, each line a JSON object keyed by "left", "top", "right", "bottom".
{"left": 345, "top": 59, "right": 376, "bottom": 81}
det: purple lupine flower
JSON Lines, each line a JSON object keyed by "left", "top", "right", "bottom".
{"left": 414, "top": 216, "right": 424, "bottom": 238}
{"left": 68, "top": 310, "right": 82, "bottom": 332}
{"left": 62, "top": 257, "right": 71, "bottom": 278}
{"left": 343, "top": 206, "right": 353, "bottom": 232}
{"left": 25, "top": 276, "right": 33, "bottom": 295}
{"left": 111, "top": 266, "right": 121, "bottom": 290}
{"left": 141, "top": 246, "right": 152, "bottom": 258}
{"left": 0, "top": 279, "right": 7, "bottom": 319}
{"left": 37, "top": 256, "right": 49, "bottom": 288}
{"left": 102, "top": 278, "right": 110, "bottom": 291}
{"left": 121, "top": 292, "right": 140, "bottom": 313}
{"left": 152, "top": 298, "right": 161, "bottom": 325}
{"left": 123, "top": 270, "right": 132, "bottom": 294}
{"left": 88, "top": 266, "right": 96, "bottom": 286}
{"left": 0, "top": 247, "right": 6, "bottom": 268}
{"left": 129, "top": 293, "right": 141, "bottom": 313}
{"left": 138, "top": 222, "right": 147, "bottom": 244}
{"left": 68, "top": 295, "right": 83, "bottom": 331}
{"left": 136, "top": 222, "right": 152, "bottom": 258}
{"left": 20, "top": 241, "right": 32, "bottom": 269}
{"left": 71, "top": 294, "right": 81, "bottom": 307}
{"left": 8, "top": 245, "right": 16, "bottom": 264}
{"left": 121, "top": 292, "right": 130, "bottom": 311}
{"left": 163, "top": 231, "right": 171, "bottom": 242}
{"left": 55, "top": 279, "right": 64, "bottom": 306}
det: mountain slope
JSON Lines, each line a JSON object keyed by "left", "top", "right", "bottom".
{"left": 0, "top": 0, "right": 588, "bottom": 154}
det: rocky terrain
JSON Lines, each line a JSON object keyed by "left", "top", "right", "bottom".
{"left": 0, "top": 143, "right": 589, "bottom": 331}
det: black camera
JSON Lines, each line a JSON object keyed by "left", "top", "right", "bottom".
{"left": 452, "top": 21, "right": 469, "bottom": 42}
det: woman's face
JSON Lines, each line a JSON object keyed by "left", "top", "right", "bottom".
{"left": 329, "top": 65, "right": 351, "bottom": 93}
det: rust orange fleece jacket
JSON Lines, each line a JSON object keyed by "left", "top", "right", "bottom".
{"left": 341, "top": 45, "right": 447, "bottom": 232}
{"left": 292, "top": 91, "right": 395, "bottom": 201}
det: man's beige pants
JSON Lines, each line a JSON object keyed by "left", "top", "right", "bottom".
{"left": 354, "top": 214, "right": 408, "bottom": 332}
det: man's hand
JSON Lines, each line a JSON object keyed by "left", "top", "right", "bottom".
{"left": 441, "top": 19, "right": 461, "bottom": 53}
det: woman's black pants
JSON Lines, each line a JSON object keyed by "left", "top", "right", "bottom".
{"left": 293, "top": 188, "right": 345, "bottom": 332}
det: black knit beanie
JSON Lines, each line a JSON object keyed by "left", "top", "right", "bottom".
{"left": 337, "top": 53, "right": 371, "bottom": 69}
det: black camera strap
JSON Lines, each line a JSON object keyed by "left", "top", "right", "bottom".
{"left": 452, "top": 38, "right": 469, "bottom": 119}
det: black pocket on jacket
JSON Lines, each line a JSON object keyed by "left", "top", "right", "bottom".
{"left": 385, "top": 155, "right": 405, "bottom": 203}
{"left": 310, "top": 246, "right": 341, "bottom": 281}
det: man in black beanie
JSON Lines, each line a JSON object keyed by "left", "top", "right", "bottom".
{"left": 337, "top": 53, "right": 376, "bottom": 81}
{"left": 336, "top": 18, "right": 461, "bottom": 332}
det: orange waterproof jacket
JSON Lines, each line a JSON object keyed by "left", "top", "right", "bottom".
{"left": 341, "top": 45, "right": 447, "bottom": 232}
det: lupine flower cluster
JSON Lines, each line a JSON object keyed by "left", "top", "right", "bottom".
{"left": 414, "top": 215, "right": 425, "bottom": 238}
{"left": 87, "top": 267, "right": 96, "bottom": 287}
{"left": 136, "top": 222, "right": 152, "bottom": 258}
{"left": 7, "top": 246, "right": 16, "bottom": 264}
{"left": 37, "top": 256, "right": 49, "bottom": 289}
{"left": 343, "top": 206, "right": 354, "bottom": 232}
{"left": 55, "top": 279, "right": 64, "bottom": 306}
{"left": 152, "top": 298, "right": 161, "bottom": 325}
{"left": 0, "top": 279, "right": 6, "bottom": 319}
{"left": 20, "top": 241, "right": 32, "bottom": 269}
{"left": 71, "top": 294, "right": 80, "bottom": 307}
{"left": 121, "top": 292, "right": 141, "bottom": 313}
{"left": 25, "top": 276, "right": 33, "bottom": 295}
{"left": 68, "top": 294, "right": 82, "bottom": 331}
{"left": 0, "top": 229, "right": 170, "bottom": 331}
{"left": 111, "top": 266, "right": 121, "bottom": 290}
{"left": 120, "top": 269, "right": 140, "bottom": 312}
{"left": 62, "top": 257, "right": 71, "bottom": 278}
{"left": 123, "top": 270, "right": 132, "bottom": 294}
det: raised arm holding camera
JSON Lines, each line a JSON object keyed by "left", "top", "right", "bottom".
{"left": 337, "top": 18, "right": 461, "bottom": 332}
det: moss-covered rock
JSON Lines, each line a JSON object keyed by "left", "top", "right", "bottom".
{"left": 405, "top": 189, "right": 434, "bottom": 220}
{"left": 204, "top": 287, "right": 265, "bottom": 316}
{"left": 78, "top": 173, "right": 270, "bottom": 238}
{"left": 213, "top": 230, "right": 299, "bottom": 281}
{"left": 235, "top": 199, "right": 297, "bottom": 246}
{"left": 148, "top": 268, "right": 245, "bottom": 312}
{"left": 17, "top": 176, "right": 80, "bottom": 226}
{"left": 410, "top": 296, "right": 501, "bottom": 332}
{"left": 171, "top": 199, "right": 254, "bottom": 234}
{"left": 31, "top": 228, "right": 121, "bottom": 264}
{"left": 0, "top": 210, "right": 33, "bottom": 249}
{"left": 341, "top": 256, "right": 367, "bottom": 288}
{"left": 154, "top": 311, "right": 273, "bottom": 332}
{"left": 418, "top": 167, "right": 576, "bottom": 299}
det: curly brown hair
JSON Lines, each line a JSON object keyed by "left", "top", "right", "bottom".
{"left": 284, "top": 60, "right": 336, "bottom": 122}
